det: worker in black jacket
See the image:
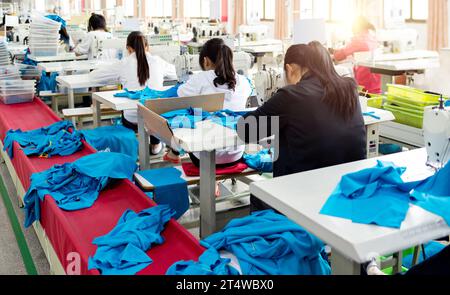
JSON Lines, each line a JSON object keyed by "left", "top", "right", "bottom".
{"left": 238, "top": 41, "right": 367, "bottom": 211}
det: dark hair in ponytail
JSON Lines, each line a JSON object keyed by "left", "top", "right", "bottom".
{"left": 199, "top": 38, "right": 236, "bottom": 91}
{"left": 284, "top": 42, "right": 358, "bottom": 121}
{"left": 127, "top": 31, "right": 149, "bottom": 87}
{"left": 88, "top": 13, "right": 108, "bottom": 32}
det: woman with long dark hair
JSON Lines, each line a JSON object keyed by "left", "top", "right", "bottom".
{"left": 163, "top": 38, "right": 253, "bottom": 165}
{"left": 89, "top": 31, "right": 177, "bottom": 154}
{"left": 238, "top": 42, "right": 367, "bottom": 211}
{"left": 74, "top": 13, "right": 113, "bottom": 59}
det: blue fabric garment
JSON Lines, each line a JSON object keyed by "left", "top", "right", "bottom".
{"left": 45, "top": 14, "right": 66, "bottom": 29}
{"left": 161, "top": 108, "right": 247, "bottom": 130}
{"left": 22, "top": 49, "right": 37, "bottom": 66}
{"left": 88, "top": 205, "right": 175, "bottom": 275}
{"left": 23, "top": 153, "right": 137, "bottom": 228}
{"left": 137, "top": 168, "right": 189, "bottom": 220}
{"left": 161, "top": 107, "right": 211, "bottom": 129}
{"left": 37, "top": 71, "right": 59, "bottom": 93}
{"left": 3, "top": 121, "right": 83, "bottom": 159}
{"left": 114, "top": 84, "right": 181, "bottom": 104}
{"left": 243, "top": 149, "right": 273, "bottom": 173}
{"left": 320, "top": 161, "right": 422, "bottom": 228}
{"left": 167, "top": 247, "right": 240, "bottom": 275}
{"left": 403, "top": 241, "right": 446, "bottom": 269}
{"left": 410, "top": 163, "right": 450, "bottom": 225}
{"left": 80, "top": 125, "right": 138, "bottom": 161}
{"left": 445, "top": 100, "right": 450, "bottom": 107}
{"left": 169, "top": 210, "right": 331, "bottom": 275}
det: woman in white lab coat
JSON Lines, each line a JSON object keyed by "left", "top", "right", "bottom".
{"left": 165, "top": 38, "right": 253, "bottom": 169}
{"left": 74, "top": 13, "right": 113, "bottom": 60}
{"left": 89, "top": 31, "right": 177, "bottom": 154}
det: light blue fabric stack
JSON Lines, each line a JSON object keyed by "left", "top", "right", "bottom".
{"left": 243, "top": 149, "right": 273, "bottom": 173}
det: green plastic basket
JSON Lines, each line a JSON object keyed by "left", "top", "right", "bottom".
{"left": 387, "top": 84, "right": 445, "bottom": 107}
{"left": 384, "top": 105, "right": 424, "bottom": 129}
{"left": 367, "top": 94, "right": 385, "bottom": 109}
{"left": 386, "top": 95, "right": 437, "bottom": 112}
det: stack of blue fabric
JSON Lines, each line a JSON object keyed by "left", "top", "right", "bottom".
{"left": 37, "top": 71, "right": 59, "bottom": 93}
{"left": 88, "top": 205, "right": 175, "bottom": 275}
{"left": 243, "top": 149, "right": 273, "bottom": 173}
{"left": 3, "top": 121, "right": 83, "bottom": 159}
{"left": 114, "top": 84, "right": 181, "bottom": 104}
{"left": 80, "top": 125, "right": 139, "bottom": 161}
{"left": 23, "top": 152, "right": 137, "bottom": 228}
{"left": 161, "top": 108, "right": 248, "bottom": 130}
{"left": 320, "top": 160, "right": 450, "bottom": 228}
{"left": 167, "top": 210, "right": 331, "bottom": 275}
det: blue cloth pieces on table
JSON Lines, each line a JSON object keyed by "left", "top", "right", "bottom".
{"left": 37, "top": 71, "right": 59, "bottom": 93}
{"left": 3, "top": 121, "right": 83, "bottom": 159}
{"left": 88, "top": 205, "right": 175, "bottom": 275}
{"left": 210, "top": 109, "right": 248, "bottom": 130}
{"left": 161, "top": 107, "right": 211, "bottom": 129}
{"left": 137, "top": 168, "right": 189, "bottom": 220}
{"left": 23, "top": 152, "right": 137, "bottom": 228}
{"left": 243, "top": 149, "right": 273, "bottom": 173}
{"left": 403, "top": 241, "right": 447, "bottom": 270}
{"left": 114, "top": 84, "right": 181, "bottom": 104}
{"left": 80, "top": 125, "right": 138, "bottom": 161}
{"left": 363, "top": 112, "right": 381, "bottom": 120}
{"left": 167, "top": 247, "right": 240, "bottom": 275}
{"left": 161, "top": 108, "right": 248, "bottom": 130}
{"left": 22, "top": 49, "right": 37, "bottom": 66}
{"left": 170, "top": 210, "right": 330, "bottom": 275}
{"left": 320, "top": 161, "right": 422, "bottom": 228}
{"left": 410, "top": 162, "right": 450, "bottom": 225}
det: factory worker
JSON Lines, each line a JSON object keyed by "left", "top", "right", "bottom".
{"left": 238, "top": 41, "right": 367, "bottom": 211}
{"left": 74, "top": 13, "right": 113, "bottom": 60}
{"left": 164, "top": 38, "right": 253, "bottom": 167}
{"left": 332, "top": 16, "right": 381, "bottom": 94}
{"left": 89, "top": 31, "right": 177, "bottom": 155}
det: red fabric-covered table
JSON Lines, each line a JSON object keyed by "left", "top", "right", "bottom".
{"left": 0, "top": 98, "right": 204, "bottom": 275}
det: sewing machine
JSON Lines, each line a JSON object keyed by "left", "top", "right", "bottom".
{"left": 239, "top": 25, "right": 269, "bottom": 42}
{"left": 93, "top": 37, "right": 126, "bottom": 60}
{"left": 423, "top": 98, "right": 450, "bottom": 168}
{"left": 174, "top": 51, "right": 253, "bottom": 83}
{"left": 377, "top": 29, "right": 418, "bottom": 54}
{"left": 253, "top": 65, "right": 284, "bottom": 105}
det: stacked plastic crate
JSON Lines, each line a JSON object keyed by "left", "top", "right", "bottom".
{"left": 0, "top": 41, "right": 11, "bottom": 66}
{"left": 29, "top": 15, "right": 61, "bottom": 57}
{"left": 383, "top": 84, "right": 445, "bottom": 129}
{"left": 0, "top": 65, "right": 36, "bottom": 104}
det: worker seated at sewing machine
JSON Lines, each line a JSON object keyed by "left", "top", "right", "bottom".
{"left": 89, "top": 31, "right": 177, "bottom": 155}
{"left": 238, "top": 41, "right": 367, "bottom": 211}
{"left": 164, "top": 38, "right": 253, "bottom": 169}
{"left": 331, "top": 16, "right": 382, "bottom": 94}
{"left": 73, "top": 13, "right": 113, "bottom": 60}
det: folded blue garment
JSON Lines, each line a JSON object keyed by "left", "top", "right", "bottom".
{"left": 167, "top": 248, "right": 240, "bottom": 275}
{"left": 410, "top": 163, "right": 450, "bottom": 225}
{"left": 137, "top": 168, "right": 189, "bottom": 220}
{"left": 37, "top": 71, "right": 59, "bottom": 93}
{"left": 3, "top": 121, "right": 83, "bottom": 159}
{"left": 114, "top": 84, "right": 181, "bottom": 104}
{"left": 320, "top": 161, "right": 422, "bottom": 228}
{"left": 161, "top": 108, "right": 247, "bottom": 130}
{"left": 243, "top": 149, "right": 273, "bottom": 173}
{"left": 80, "top": 125, "right": 138, "bottom": 161}
{"left": 89, "top": 205, "right": 175, "bottom": 275}
{"left": 168, "top": 210, "right": 331, "bottom": 275}
{"left": 23, "top": 152, "right": 137, "bottom": 228}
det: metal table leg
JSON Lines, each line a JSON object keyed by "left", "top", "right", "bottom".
{"left": 331, "top": 250, "right": 361, "bottom": 275}
{"left": 68, "top": 88, "right": 76, "bottom": 126}
{"left": 92, "top": 98, "right": 102, "bottom": 128}
{"left": 199, "top": 150, "right": 216, "bottom": 239}
{"left": 138, "top": 112, "right": 150, "bottom": 170}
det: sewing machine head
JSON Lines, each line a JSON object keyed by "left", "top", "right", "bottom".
{"left": 423, "top": 99, "right": 450, "bottom": 169}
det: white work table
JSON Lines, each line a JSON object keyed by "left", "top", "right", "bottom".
{"left": 38, "top": 59, "right": 117, "bottom": 73}
{"left": 358, "top": 58, "right": 440, "bottom": 73}
{"left": 250, "top": 148, "right": 450, "bottom": 275}
{"left": 28, "top": 52, "right": 88, "bottom": 63}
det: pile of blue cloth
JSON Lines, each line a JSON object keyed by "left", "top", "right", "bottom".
{"left": 89, "top": 205, "right": 174, "bottom": 275}
{"left": 320, "top": 160, "right": 450, "bottom": 228}
{"left": 167, "top": 210, "right": 331, "bottom": 275}
{"left": 23, "top": 152, "right": 137, "bottom": 228}
{"left": 3, "top": 121, "right": 83, "bottom": 159}
{"left": 114, "top": 84, "right": 181, "bottom": 104}
{"left": 161, "top": 107, "right": 248, "bottom": 130}
{"left": 136, "top": 168, "right": 189, "bottom": 220}
{"left": 243, "top": 149, "right": 273, "bottom": 173}
{"left": 37, "top": 71, "right": 59, "bottom": 93}
{"left": 80, "top": 125, "right": 138, "bottom": 161}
